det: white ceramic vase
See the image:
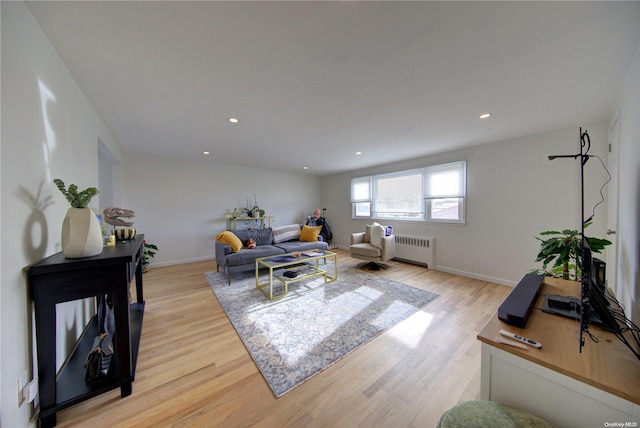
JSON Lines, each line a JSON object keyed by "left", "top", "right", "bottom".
{"left": 61, "top": 208, "right": 103, "bottom": 258}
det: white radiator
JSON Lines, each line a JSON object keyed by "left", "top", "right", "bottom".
{"left": 393, "top": 235, "right": 434, "bottom": 268}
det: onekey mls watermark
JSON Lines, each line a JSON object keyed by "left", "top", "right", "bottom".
{"left": 603, "top": 423, "right": 638, "bottom": 427}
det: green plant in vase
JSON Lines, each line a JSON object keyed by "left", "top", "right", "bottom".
{"left": 53, "top": 178, "right": 103, "bottom": 258}
{"left": 243, "top": 194, "right": 264, "bottom": 218}
{"left": 142, "top": 240, "right": 159, "bottom": 272}
{"left": 533, "top": 222, "right": 611, "bottom": 280}
{"left": 53, "top": 179, "right": 98, "bottom": 208}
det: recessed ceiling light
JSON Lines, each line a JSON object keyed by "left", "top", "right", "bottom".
{"left": 203, "top": 151, "right": 210, "bottom": 155}
{"left": 479, "top": 113, "right": 491, "bottom": 119}
{"left": 229, "top": 117, "right": 239, "bottom": 124}
{"left": 355, "top": 151, "right": 362, "bottom": 155}
{"left": 303, "top": 166, "right": 309, "bottom": 170}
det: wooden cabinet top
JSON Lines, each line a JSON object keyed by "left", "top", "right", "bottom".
{"left": 478, "top": 277, "right": 640, "bottom": 405}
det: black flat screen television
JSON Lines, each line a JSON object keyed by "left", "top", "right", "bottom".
{"left": 579, "top": 237, "right": 619, "bottom": 334}
{"left": 544, "top": 128, "right": 621, "bottom": 353}
{"left": 542, "top": 238, "right": 619, "bottom": 339}
{"left": 546, "top": 128, "right": 639, "bottom": 359}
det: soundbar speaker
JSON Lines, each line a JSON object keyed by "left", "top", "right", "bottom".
{"left": 498, "top": 274, "right": 545, "bottom": 328}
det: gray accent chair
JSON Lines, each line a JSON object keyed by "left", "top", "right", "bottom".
{"left": 350, "top": 225, "right": 395, "bottom": 269}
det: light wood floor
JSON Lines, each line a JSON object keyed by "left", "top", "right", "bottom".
{"left": 53, "top": 250, "right": 511, "bottom": 427}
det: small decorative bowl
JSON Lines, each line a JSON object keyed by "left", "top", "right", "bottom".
{"left": 114, "top": 228, "right": 137, "bottom": 240}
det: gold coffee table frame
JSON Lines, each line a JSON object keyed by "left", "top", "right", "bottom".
{"left": 255, "top": 250, "right": 337, "bottom": 299}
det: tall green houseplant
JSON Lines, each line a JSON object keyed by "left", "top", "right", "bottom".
{"left": 534, "top": 223, "right": 611, "bottom": 280}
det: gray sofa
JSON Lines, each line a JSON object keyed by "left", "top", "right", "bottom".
{"left": 215, "top": 226, "right": 329, "bottom": 284}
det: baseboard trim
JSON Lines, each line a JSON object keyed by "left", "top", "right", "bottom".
{"left": 159, "top": 252, "right": 517, "bottom": 287}
{"left": 339, "top": 244, "right": 516, "bottom": 286}
{"left": 434, "top": 265, "right": 516, "bottom": 287}
{"left": 150, "top": 256, "right": 215, "bottom": 269}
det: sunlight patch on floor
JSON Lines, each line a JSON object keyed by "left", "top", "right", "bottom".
{"left": 386, "top": 310, "right": 434, "bottom": 348}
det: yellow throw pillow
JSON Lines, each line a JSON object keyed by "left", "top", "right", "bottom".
{"left": 215, "top": 231, "right": 243, "bottom": 253}
{"left": 299, "top": 225, "right": 322, "bottom": 242}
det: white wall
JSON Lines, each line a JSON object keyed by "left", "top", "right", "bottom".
{"left": 322, "top": 122, "right": 610, "bottom": 286}
{"left": 1, "top": 6, "right": 323, "bottom": 426}
{"left": 121, "top": 153, "right": 323, "bottom": 268}
{"left": 2, "top": 3, "right": 638, "bottom": 427}
{"left": 613, "top": 43, "right": 640, "bottom": 323}
{"left": 1, "top": 3, "right": 124, "bottom": 426}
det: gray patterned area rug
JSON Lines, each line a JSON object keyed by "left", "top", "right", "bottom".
{"left": 205, "top": 263, "right": 438, "bottom": 397}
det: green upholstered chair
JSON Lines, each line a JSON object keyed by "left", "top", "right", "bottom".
{"left": 436, "top": 400, "right": 556, "bottom": 428}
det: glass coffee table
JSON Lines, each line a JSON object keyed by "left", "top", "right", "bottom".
{"left": 255, "top": 250, "right": 337, "bottom": 299}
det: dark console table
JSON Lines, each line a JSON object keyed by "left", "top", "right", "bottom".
{"left": 28, "top": 235, "right": 145, "bottom": 428}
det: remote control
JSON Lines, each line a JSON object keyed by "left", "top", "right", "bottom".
{"left": 499, "top": 329, "right": 542, "bottom": 348}
{"left": 496, "top": 336, "right": 528, "bottom": 350}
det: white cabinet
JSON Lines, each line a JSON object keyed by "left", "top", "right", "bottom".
{"left": 478, "top": 277, "right": 640, "bottom": 427}
{"left": 480, "top": 343, "right": 639, "bottom": 427}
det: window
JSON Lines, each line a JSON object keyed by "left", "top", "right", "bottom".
{"left": 424, "top": 161, "right": 466, "bottom": 223}
{"left": 351, "top": 161, "right": 466, "bottom": 223}
{"left": 373, "top": 170, "right": 422, "bottom": 219}
{"left": 350, "top": 176, "right": 371, "bottom": 218}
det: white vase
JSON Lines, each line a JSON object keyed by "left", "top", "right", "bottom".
{"left": 61, "top": 208, "right": 103, "bottom": 258}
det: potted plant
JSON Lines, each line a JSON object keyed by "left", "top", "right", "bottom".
{"left": 142, "top": 240, "right": 159, "bottom": 272}
{"left": 53, "top": 178, "right": 103, "bottom": 258}
{"left": 243, "top": 206, "right": 258, "bottom": 217}
{"left": 243, "top": 195, "right": 264, "bottom": 218}
{"left": 533, "top": 222, "right": 611, "bottom": 280}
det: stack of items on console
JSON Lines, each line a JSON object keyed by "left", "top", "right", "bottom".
{"left": 215, "top": 224, "right": 329, "bottom": 284}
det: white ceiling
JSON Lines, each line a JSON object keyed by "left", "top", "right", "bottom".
{"left": 26, "top": 1, "right": 640, "bottom": 176}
